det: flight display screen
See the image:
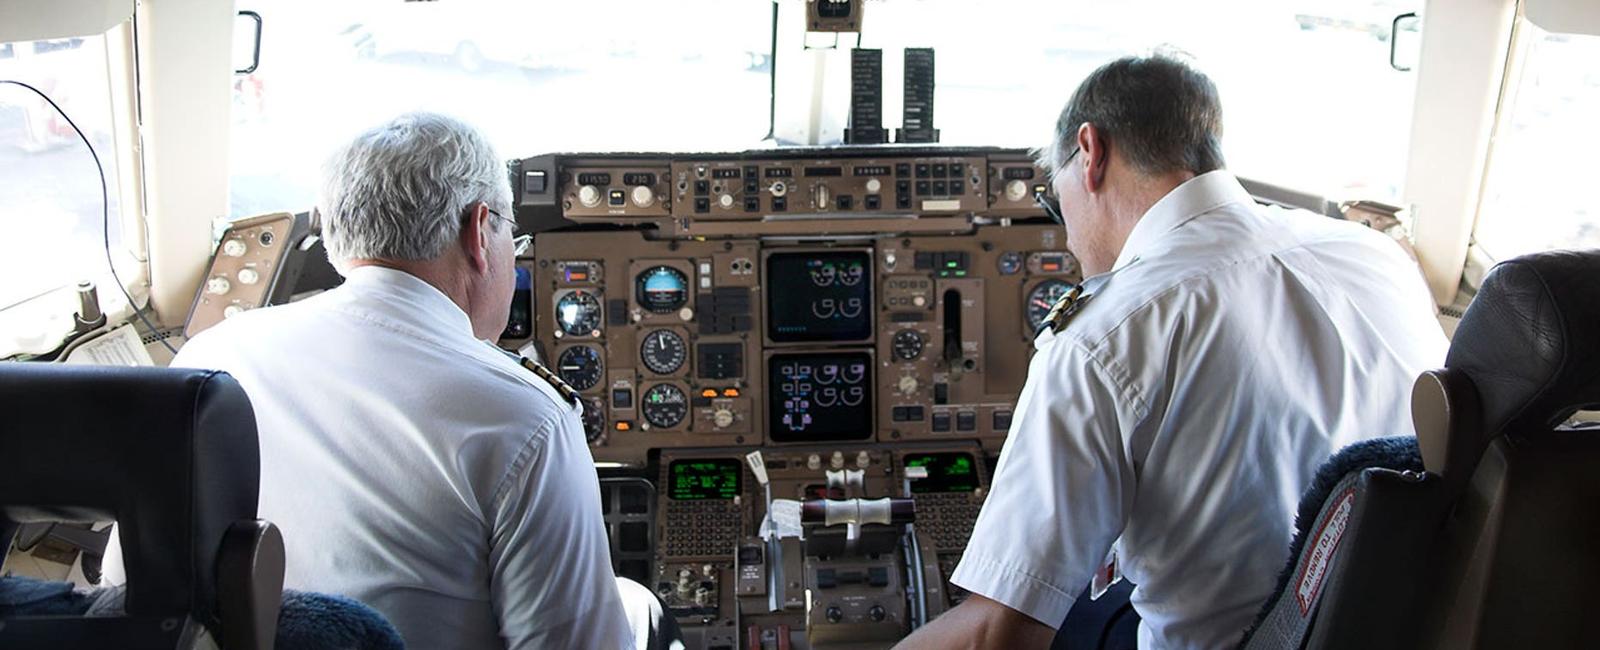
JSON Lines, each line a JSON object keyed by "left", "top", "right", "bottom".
{"left": 905, "top": 452, "right": 979, "bottom": 493}
{"left": 668, "top": 459, "right": 743, "bottom": 500}
{"left": 768, "top": 351, "right": 873, "bottom": 442}
{"left": 766, "top": 251, "right": 872, "bottom": 342}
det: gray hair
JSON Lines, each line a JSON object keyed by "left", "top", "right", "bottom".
{"left": 1041, "top": 54, "right": 1225, "bottom": 178}
{"left": 318, "top": 112, "right": 512, "bottom": 264}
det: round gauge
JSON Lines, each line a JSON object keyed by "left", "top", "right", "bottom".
{"left": 640, "top": 329, "right": 687, "bottom": 375}
{"left": 1026, "top": 279, "right": 1076, "bottom": 332}
{"left": 555, "top": 290, "right": 602, "bottom": 336}
{"left": 581, "top": 398, "right": 605, "bottom": 443}
{"left": 892, "top": 329, "right": 924, "bottom": 361}
{"left": 556, "top": 345, "right": 604, "bottom": 391}
{"left": 997, "top": 252, "right": 1023, "bottom": 275}
{"left": 635, "top": 266, "right": 689, "bottom": 314}
{"left": 641, "top": 383, "right": 688, "bottom": 429}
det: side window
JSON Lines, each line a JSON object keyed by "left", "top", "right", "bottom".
{"left": 0, "top": 35, "right": 124, "bottom": 342}
{"left": 1472, "top": 20, "right": 1600, "bottom": 261}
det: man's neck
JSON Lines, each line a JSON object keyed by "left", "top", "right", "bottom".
{"left": 1095, "top": 171, "right": 1196, "bottom": 274}
{"left": 344, "top": 258, "right": 473, "bottom": 319}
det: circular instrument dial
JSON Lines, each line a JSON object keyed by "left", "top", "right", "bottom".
{"left": 635, "top": 266, "right": 689, "bottom": 314}
{"left": 1026, "top": 279, "right": 1075, "bottom": 332}
{"left": 892, "top": 329, "right": 924, "bottom": 361}
{"left": 641, "top": 383, "right": 688, "bottom": 429}
{"left": 997, "top": 251, "right": 1023, "bottom": 275}
{"left": 555, "top": 290, "right": 602, "bottom": 336}
{"left": 556, "top": 345, "right": 604, "bottom": 391}
{"left": 640, "top": 329, "right": 687, "bottom": 374}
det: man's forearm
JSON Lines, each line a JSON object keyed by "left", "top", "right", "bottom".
{"left": 893, "top": 594, "right": 1055, "bottom": 650}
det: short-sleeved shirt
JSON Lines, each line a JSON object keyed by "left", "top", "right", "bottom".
{"left": 171, "top": 266, "right": 633, "bottom": 649}
{"left": 950, "top": 171, "right": 1448, "bottom": 648}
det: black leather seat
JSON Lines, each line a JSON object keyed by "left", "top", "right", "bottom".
{"left": 1241, "top": 249, "right": 1600, "bottom": 649}
{"left": 0, "top": 365, "right": 284, "bottom": 650}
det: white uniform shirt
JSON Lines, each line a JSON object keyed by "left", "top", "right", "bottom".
{"left": 171, "top": 266, "right": 634, "bottom": 649}
{"left": 950, "top": 171, "right": 1447, "bottom": 649}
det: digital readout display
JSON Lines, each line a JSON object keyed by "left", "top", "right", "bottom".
{"left": 766, "top": 251, "right": 872, "bottom": 342}
{"left": 768, "top": 351, "right": 873, "bottom": 442}
{"left": 669, "top": 459, "right": 742, "bottom": 500}
{"left": 905, "top": 452, "right": 979, "bottom": 493}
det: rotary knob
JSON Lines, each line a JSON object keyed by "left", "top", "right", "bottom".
{"left": 830, "top": 451, "right": 845, "bottom": 470}
{"left": 206, "top": 276, "right": 231, "bottom": 295}
{"left": 222, "top": 305, "right": 246, "bottom": 318}
{"left": 856, "top": 451, "right": 871, "bottom": 469}
{"left": 807, "top": 453, "right": 822, "bottom": 470}
{"left": 825, "top": 606, "right": 843, "bottom": 624}
{"left": 236, "top": 268, "right": 260, "bottom": 285}
{"left": 769, "top": 181, "right": 788, "bottom": 198}
{"left": 694, "top": 586, "right": 714, "bottom": 606}
{"left": 898, "top": 375, "right": 919, "bottom": 396}
{"left": 631, "top": 185, "right": 655, "bottom": 207}
{"left": 719, "top": 194, "right": 735, "bottom": 209}
{"left": 221, "top": 239, "right": 247, "bottom": 257}
{"left": 865, "top": 178, "right": 882, "bottom": 194}
{"left": 869, "top": 605, "right": 886, "bottom": 622}
{"left": 713, "top": 409, "right": 735, "bottom": 429}
{"left": 1005, "top": 179, "right": 1028, "bottom": 202}
{"left": 578, "top": 184, "right": 602, "bottom": 208}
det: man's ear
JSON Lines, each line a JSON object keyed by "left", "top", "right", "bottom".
{"left": 460, "top": 202, "right": 492, "bottom": 274}
{"left": 1078, "top": 123, "right": 1109, "bottom": 194}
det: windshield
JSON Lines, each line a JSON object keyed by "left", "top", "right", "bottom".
{"left": 231, "top": 0, "right": 1418, "bottom": 219}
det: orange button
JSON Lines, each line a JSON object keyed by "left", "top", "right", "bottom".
{"left": 615, "top": 421, "right": 632, "bottom": 431}
{"left": 701, "top": 389, "right": 719, "bottom": 398}
{"left": 722, "top": 388, "right": 740, "bottom": 397}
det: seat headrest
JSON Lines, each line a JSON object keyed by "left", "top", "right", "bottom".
{"left": 1448, "top": 249, "right": 1600, "bottom": 436}
{"left": 0, "top": 365, "right": 259, "bottom": 623}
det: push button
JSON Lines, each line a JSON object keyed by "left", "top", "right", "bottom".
{"left": 931, "top": 412, "right": 952, "bottom": 432}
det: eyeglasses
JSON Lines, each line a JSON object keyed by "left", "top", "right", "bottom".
{"left": 1033, "top": 146, "right": 1080, "bottom": 225}
{"left": 485, "top": 207, "right": 532, "bottom": 256}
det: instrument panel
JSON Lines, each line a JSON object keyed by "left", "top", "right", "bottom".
{"left": 506, "top": 146, "right": 1069, "bottom": 648}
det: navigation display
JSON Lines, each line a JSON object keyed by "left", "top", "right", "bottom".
{"left": 768, "top": 351, "right": 873, "bottom": 442}
{"left": 669, "top": 459, "right": 743, "bottom": 500}
{"left": 905, "top": 452, "right": 979, "bottom": 493}
{"left": 766, "top": 251, "right": 872, "bottom": 342}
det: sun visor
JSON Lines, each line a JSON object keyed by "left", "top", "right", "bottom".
{"left": 0, "top": 0, "right": 132, "bottom": 44}
{"left": 1525, "top": 0, "right": 1600, "bottom": 37}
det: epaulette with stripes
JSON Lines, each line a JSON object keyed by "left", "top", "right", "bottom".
{"left": 492, "top": 344, "right": 581, "bottom": 406}
{"left": 1035, "top": 284, "right": 1094, "bottom": 338}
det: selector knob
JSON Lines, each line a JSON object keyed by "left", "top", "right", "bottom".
{"left": 1005, "top": 179, "right": 1029, "bottom": 202}
{"left": 856, "top": 451, "right": 871, "bottom": 469}
{"left": 869, "top": 605, "right": 886, "bottom": 622}
{"left": 223, "top": 305, "right": 246, "bottom": 318}
{"left": 221, "top": 239, "right": 247, "bottom": 257}
{"left": 769, "top": 181, "right": 788, "bottom": 198}
{"left": 578, "top": 184, "right": 602, "bottom": 208}
{"left": 713, "top": 409, "right": 735, "bottom": 429}
{"left": 830, "top": 451, "right": 845, "bottom": 470}
{"left": 825, "top": 606, "right": 843, "bottom": 624}
{"left": 236, "top": 268, "right": 260, "bottom": 285}
{"left": 631, "top": 185, "right": 655, "bottom": 207}
{"left": 898, "top": 375, "right": 919, "bottom": 395}
{"left": 719, "top": 194, "right": 735, "bottom": 209}
{"left": 206, "top": 276, "right": 232, "bottom": 295}
{"left": 865, "top": 178, "right": 882, "bottom": 194}
{"left": 694, "top": 586, "right": 713, "bottom": 606}
{"left": 807, "top": 454, "right": 821, "bottom": 471}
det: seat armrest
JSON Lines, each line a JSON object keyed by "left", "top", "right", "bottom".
{"left": 217, "top": 520, "right": 284, "bottom": 650}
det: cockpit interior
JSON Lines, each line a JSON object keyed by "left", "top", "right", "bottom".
{"left": 4, "top": 1, "right": 1600, "bottom": 649}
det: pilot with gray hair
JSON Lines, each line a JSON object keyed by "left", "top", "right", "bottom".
{"left": 898, "top": 55, "right": 1447, "bottom": 648}
{"left": 108, "top": 112, "right": 673, "bottom": 648}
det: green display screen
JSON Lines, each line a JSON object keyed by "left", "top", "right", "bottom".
{"left": 669, "top": 459, "right": 743, "bottom": 500}
{"left": 905, "top": 452, "right": 979, "bottom": 494}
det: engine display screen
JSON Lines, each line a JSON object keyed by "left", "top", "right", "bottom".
{"left": 766, "top": 251, "right": 872, "bottom": 342}
{"left": 768, "top": 351, "right": 873, "bottom": 442}
{"left": 905, "top": 452, "right": 979, "bottom": 493}
{"left": 669, "top": 459, "right": 743, "bottom": 500}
